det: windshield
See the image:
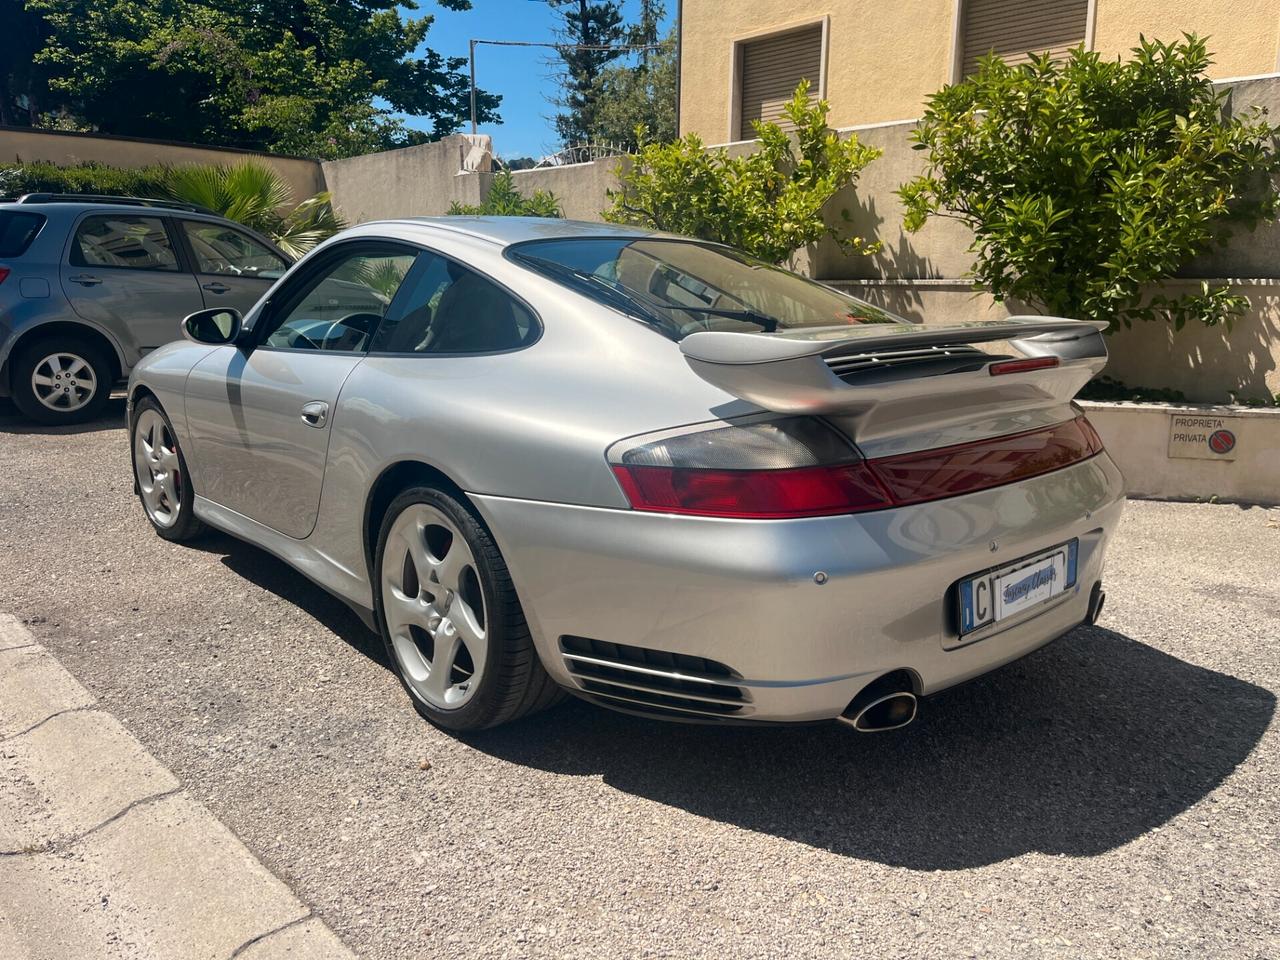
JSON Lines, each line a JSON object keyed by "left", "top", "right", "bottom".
{"left": 508, "top": 237, "right": 904, "bottom": 339}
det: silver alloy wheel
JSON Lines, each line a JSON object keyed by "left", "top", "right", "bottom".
{"left": 381, "top": 504, "right": 488, "bottom": 710}
{"left": 133, "top": 408, "right": 183, "bottom": 528}
{"left": 31, "top": 352, "right": 98, "bottom": 412}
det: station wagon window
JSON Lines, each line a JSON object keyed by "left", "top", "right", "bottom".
{"left": 181, "top": 220, "right": 288, "bottom": 279}
{"left": 257, "top": 245, "right": 417, "bottom": 352}
{"left": 369, "top": 251, "right": 537, "bottom": 355}
{"left": 0, "top": 211, "right": 46, "bottom": 257}
{"left": 70, "top": 215, "right": 179, "bottom": 271}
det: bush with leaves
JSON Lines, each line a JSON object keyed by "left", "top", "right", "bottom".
{"left": 899, "top": 36, "right": 1280, "bottom": 330}
{"left": 165, "top": 160, "right": 345, "bottom": 257}
{"left": 0, "top": 160, "right": 170, "bottom": 198}
{"left": 604, "top": 81, "right": 881, "bottom": 265}
{"left": 449, "top": 170, "right": 562, "bottom": 217}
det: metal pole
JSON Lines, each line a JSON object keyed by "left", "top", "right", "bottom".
{"left": 469, "top": 38, "right": 478, "bottom": 135}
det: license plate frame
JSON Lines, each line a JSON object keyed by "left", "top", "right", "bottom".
{"left": 957, "top": 539, "right": 1079, "bottom": 636}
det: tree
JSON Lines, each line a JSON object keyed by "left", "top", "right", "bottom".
{"left": 448, "top": 170, "right": 562, "bottom": 217}
{"left": 0, "top": 0, "right": 56, "bottom": 126}
{"left": 605, "top": 82, "right": 881, "bottom": 266}
{"left": 22, "top": 0, "right": 500, "bottom": 159}
{"left": 165, "top": 160, "right": 345, "bottom": 256}
{"left": 590, "top": 28, "right": 677, "bottom": 147}
{"left": 548, "top": 0, "right": 626, "bottom": 146}
{"left": 898, "top": 36, "right": 1280, "bottom": 330}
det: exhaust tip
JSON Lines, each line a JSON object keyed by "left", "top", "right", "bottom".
{"left": 1087, "top": 582, "right": 1106, "bottom": 625}
{"left": 838, "top": 671, "right": 919, "bottom": 732}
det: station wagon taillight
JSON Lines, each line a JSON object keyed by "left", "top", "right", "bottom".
{"left": 0, "top": 266, "right": 10, "bottom": 285}
{"left": 608, "top": 415, "right": 1104, "bottom": 519}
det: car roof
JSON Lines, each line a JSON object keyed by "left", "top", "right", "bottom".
{"left": 370, "top": 216, "right": 665, "bottom": 248}
{"left": 0, "top": 200, "right": 213, "bottom": 216}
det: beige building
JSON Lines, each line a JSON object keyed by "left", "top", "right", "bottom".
{"left": 678, "top": 0, "right": 1280, "bottom": 142}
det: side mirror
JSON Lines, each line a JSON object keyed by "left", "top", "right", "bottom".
{"left": 182, "top": 308, "right": 243, "bottom": 345}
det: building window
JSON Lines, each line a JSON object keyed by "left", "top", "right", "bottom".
{"left": 959, "top": 0, "right": 1090, "bottom": 78}
{"left": 736, "top": 23, "right": 824, "bottom": 141}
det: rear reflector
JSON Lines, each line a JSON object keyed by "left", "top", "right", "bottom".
{"left": 989, "top": 356, "right": 1059, "bottom": 376}
{"left": 611, "top": 415, "right": 1104, "bottom": 519}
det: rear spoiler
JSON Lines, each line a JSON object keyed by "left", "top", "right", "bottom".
{"left": 679, "top": 317, "right": 1108, "bottom": 426}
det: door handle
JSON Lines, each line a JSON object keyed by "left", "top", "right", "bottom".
{"left": 300, "top": 401, "right": 329, "bottom": 428}
{"left": 69, "top": 274, "right": 102, "bottom": 286}
{"left": 202, "top": 282, "right": 231, "bottom": 294}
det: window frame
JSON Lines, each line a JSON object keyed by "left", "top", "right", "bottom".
{"left": 948, "top": 0, "right": 1097, "bottom": 84}
{"left": 66, "top": 212, "right": 186, "bottom": 274}
{"left": 174, "top": 217, "right": 289, "bottom": 280}
{"left": 247, "top": 239, "right": 422, "bottom": 356}
{"left": 727, "top": 16, "right": 829, "bottom": 144}
{"left": 365, "top": 242, "right": 544, "bottom": 359}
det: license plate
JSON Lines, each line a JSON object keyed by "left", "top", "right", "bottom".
{"left": 958, "top": 540, "right": 1078, "bottom": 635}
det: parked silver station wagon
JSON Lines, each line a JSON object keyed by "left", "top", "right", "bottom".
{"left": 0, "top": 194, "right": 290, "bottom": 423}
{"left": 127, "top": 217, "right": 1125, "bottom": 732}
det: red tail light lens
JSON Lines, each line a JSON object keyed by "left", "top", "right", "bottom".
{"left": 609, "top": 415, "right": 1104, "bottom": 519}
{"left": 869, "top": 416, "right": 1104, "bottom": 506}
{"left": 988, "top": 356, "right": 1059, "bottom": 376}
{"left": 0, "top": 266, "right": 10, "bottom": 285}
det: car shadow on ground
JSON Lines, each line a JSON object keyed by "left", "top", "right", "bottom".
{"left": 208, "top": 532, "right": 1274, "bottom": 872}
{"left": 0, "top": 396, "right": 128, "bottom": 435}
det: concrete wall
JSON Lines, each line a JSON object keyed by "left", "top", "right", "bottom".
{"left": 1081, "top": 401, "right": 1280, "bottom": 505}
{"left": 321, "top": 136, "right": 491, "bottom": 223}
{"left": 679, "top": 0, "right": 1280, "bottom": 144}
{"left": 0, "top": 126, "right": 325, "bottom": 204}
{"left": 512, "top": 158, "right": 627, "bottom": 222}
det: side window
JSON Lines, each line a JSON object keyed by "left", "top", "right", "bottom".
{"left": 71, "top": 215, "right": 179, "bottom": 271}
{"left": 181, "top": 221, "right": 288, "bottom": 278}
{"left": 370, "top": 252, "right": 538, "bottom": 355}
{"left": 257, "top": 246, "right": 417, "bottom": 352}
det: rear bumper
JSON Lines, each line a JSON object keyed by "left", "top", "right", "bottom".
{"left": 472, "top": 452, "right": 1125, "bottom": 723}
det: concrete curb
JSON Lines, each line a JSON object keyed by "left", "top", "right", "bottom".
{"left": 0, "top": 615, "right": 357, "bottom": 960}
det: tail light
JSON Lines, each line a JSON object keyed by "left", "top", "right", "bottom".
{"left": 0, "top": 266, "right": 10, "bottom": 285}
{"left": 608, "top": 415, "right": 1103, "bottom": 519}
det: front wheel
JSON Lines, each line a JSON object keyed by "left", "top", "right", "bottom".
{"left": 130, "top": 397, "right": 207, "bottom": 542}
{"left": 374, "top": 486, "right": 562, "bottom": 731}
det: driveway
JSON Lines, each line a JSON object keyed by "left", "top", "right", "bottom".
{"left": 1, "top": 399, "right": 1277, "bottom": 959}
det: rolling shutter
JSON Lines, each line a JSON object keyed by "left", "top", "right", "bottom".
{"left": 738, "top": 25, "right": 823, "bottom": 141}
{"left": 960, "top": 0, "right": 1089, "bottom": 77}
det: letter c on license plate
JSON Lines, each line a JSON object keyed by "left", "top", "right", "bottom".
{"left": 958, "top": 540, "right": 1078, "bottom": 636}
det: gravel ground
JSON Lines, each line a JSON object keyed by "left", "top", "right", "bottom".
{"left": 1, "top": 398, "right": 1277, "bottom": 960}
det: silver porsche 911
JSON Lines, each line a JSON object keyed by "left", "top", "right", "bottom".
{"left": 127, "top": 217, "right": 1124, "bottom": 732}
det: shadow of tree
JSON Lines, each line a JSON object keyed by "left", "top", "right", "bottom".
{"left": 195, "top": 530, "right": 1275, "bottom": 872}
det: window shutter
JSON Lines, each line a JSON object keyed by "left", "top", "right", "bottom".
{"left": 961, "top": 0, "right": 1089, "bottom": 77}
{"left": 738, "top": 25, "right": 823, "bottom": 141}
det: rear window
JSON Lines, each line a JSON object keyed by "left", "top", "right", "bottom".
{"left": 0, "top": 211, "right": 47, "bottom": 257}
{"left": 507, "top": 237, "right": 903, "bottom": 340}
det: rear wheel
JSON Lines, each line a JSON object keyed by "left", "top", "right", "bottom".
{"left": 374, "top": 486, "right": 562, "bottom": 731}
{"left": 11, "top": 336, "right": 113, "bottom": 425}
{"left": 130, "top": 397, "right": 207, "bottom": 542}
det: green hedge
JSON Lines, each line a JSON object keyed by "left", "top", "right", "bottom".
{"left": 0, "top": 160, "right": 171, "bottom": 199}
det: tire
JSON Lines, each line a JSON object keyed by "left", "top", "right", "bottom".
{"left": 11, "top": 335, "right": 114, "bottom": 425}
{"left": 373, "top": 485, "right": 563, "bottom": 731}
{"left": 130, "top": 397, "right": 207, "bottom": 543}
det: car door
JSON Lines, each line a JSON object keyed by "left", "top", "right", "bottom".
{"left": 176, "top": 217, "right": 291, "bottom": 316}
{"left": 183, "top": 241, "right": 419, "bottom": 539}
{"left": 61, "top": 213, "right": 203, "bottom": 358}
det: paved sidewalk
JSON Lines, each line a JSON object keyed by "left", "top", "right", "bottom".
{"left": 0, "top": 615, "right": 356, "bottom": 960}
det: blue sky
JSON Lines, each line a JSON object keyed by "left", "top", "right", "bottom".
{"left": 403, "top": 0, "right": 675, "bottom": 160}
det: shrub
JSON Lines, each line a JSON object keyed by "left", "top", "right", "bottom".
{"left": 164, "top": 160, "right": 344, "bottom": 257}
{"left": 604, "top": 81, "right": 881, "bottom": 265}
{"left": 448, "top": 170, "right": 562, "bottom": 217}
{"left": 899, "top": 36, "right": 1280, "bottom": 330}
{"left": 0, "top": 160, "right": 170, "bottom": 198}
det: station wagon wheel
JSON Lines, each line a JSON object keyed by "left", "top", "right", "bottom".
{"left": 129, "top": 397, "right": 206, "bottom": 542}
{"left": 10, "top": 335, "right": 113, "bottom": 425}
{"left": 375, "top": 487, "right": 563, "bottom": 731}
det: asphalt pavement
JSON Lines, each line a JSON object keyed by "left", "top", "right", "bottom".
{"left": 1, "top": 397, "right": 1277, "bottom": 959}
